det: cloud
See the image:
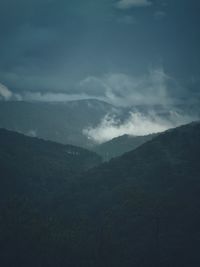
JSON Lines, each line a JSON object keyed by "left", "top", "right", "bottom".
{"left": 79, "top": 68, "right": 184, "bottom": 107}
{"left": 1, "top": 67, "right": 192, "bottom": 108}
{"left": 0, "top": 82, "right": 22, "bottom": 101}
{"left": 83, "top": 111, "right": 196, "bottom": 144}
{"left": 115, "top": 0, "right": 152, "bottom": 9}
{"left": 27, "top": 129, "right": 37, "bottom": 137}
{"left": 0, "top": 81, "right": 101, "bottom": 102}
{"left": 0, "top": 83, "right": 13, "bottom": 100}
{"left": 154, "top": 11, "right": 166, "bottom": 20}
{"left": 1, "top": 68, "right": 198, "bottom": 109}
{"left": 117, "top": 15, "right": 136, "bottom": 24}
{"left": 21, "top": 92, "right": 97, "bottom": 102}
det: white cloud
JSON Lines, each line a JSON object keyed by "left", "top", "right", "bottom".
{"left": 115, "top": 0, "right": 152, "bottom": 9}
{"left": 21, "top": 92, "right": 96, "bottom": 102}
{"left": 0, "top": 83, "right": 102, "bottom": 103}
{"left": 27, "top": 129, "right": 37, "bottom": 137}
{"left": 0, "top": 83, "right": 13, "bottom": 101}
{"left": 83, "top": 111, "right": 195, "bottom": 144}
{"left": 79, "top": 68, "right": 180, "bottom": 107}
{"left": 117, "top": 15, "right": 136, "bottom": 24}
{"left": 0, "top": 68, "right": 187, "bottom": 108}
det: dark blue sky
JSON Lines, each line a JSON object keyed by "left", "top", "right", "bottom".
{"left": 0, "top": 0, "right": 200, "bottom": 104}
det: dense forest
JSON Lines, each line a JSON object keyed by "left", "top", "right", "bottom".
{"left": 0, "top": 122, "right": 200, "bottom": 266}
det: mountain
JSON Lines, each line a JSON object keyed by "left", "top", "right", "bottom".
{"left": 74, "top": 121, "right": 200, "bottom": 267}
{"left": 0, "top": 128, "right": 102, "bottom": 267}
{"left": 0, "top": 128, "right": 101, "bottom": 199}
{"left": 0, "top": 100, "right": 117, "bottom": 147}
{"left": 93, "top": 133, "right": 157, "bottom": 160}
{"left": 1, "top": 100, "right": 199, "bottom": 150}
{"left": 1, "top": 122, "right": 200, "bottom": 266}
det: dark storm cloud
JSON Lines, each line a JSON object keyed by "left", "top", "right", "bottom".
{"left": 0, "top": 0, "right": 200, "bottom": 107}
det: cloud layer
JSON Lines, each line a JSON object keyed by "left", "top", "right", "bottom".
{"left": 0, "top": 0, "right": 199, "bottom": 97}
{"left": 83, "top": 111, "right": 196, "bottom": 143}
{"left": 21, "top": 92, "right": 96, "bottom": 102}
{"left": 0, "top": 68, "right": 198, "bottom": 108}
{"left": 115, "top": 0, "right": 152, "bottom": 9}
{"left": 79, "top": 69, "right": 185, "bottom": 107}
{"left": 0, "top": 83, "right": 13, "bottom": 101}
{"left": 0, "top": 69, "right": 199, "bottom": 145}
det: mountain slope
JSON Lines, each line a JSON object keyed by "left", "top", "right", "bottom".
{"left": 0, "top": 128, "right": 102, "bottom": 267}
{"left": 1, "top": 122, "right": 200, "bottom": 266}
{"left": 93, "top": 133, "right": 157, "bottom": 160}
{"left": 0, "top": 128, "right": 101, "bottom": 198}
{"left": 74, "top": 121, "right": 200, "bottom": 266}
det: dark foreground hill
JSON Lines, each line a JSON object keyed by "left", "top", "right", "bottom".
{"left": 0, "top": 122, "right": 200, "bottom": 267}
{"left": 75, "top": 121, "right": 200, "bottom": 267}
{"left": 0, "top": 128, "right": 101, "bottom": 199}
{"left": 93, "top": 133, "right": 157, "bottom": 160}
{"left": 0, "top": 129, "right": 102, "bottom": 267}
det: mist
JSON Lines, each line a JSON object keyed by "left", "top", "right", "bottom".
{"left": 83, "top": 111, "right": 196, "bottom": 143}
{"left": 78, "top": 68, "right": 191, "bottom": 108}
{"left": 0, "top": 83, "right": 13, "bottom": 101}
{"left": 1, "top": 68, "right": 199, "bottom": 145}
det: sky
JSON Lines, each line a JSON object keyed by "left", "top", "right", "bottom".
{"left": 0, "top": 0, "right": 200, "bottom": 106}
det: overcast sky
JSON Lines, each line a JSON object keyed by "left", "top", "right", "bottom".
{"left": 0, "top": 0, "right": 200, "bottom": 104}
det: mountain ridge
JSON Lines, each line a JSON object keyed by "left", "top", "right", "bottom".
{"left": 93, "top": 133, "right": 158, "bottom": 160}
{"left": 0, "top": 122, "right": 200, "bottom": 266}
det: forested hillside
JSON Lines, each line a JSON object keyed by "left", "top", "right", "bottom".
{"left": 93, "top": 133, "right": 157, "bottom": 160}
{"left": 0, "top": 123, "right": 200, "bottom": 266}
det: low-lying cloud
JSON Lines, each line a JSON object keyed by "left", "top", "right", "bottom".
{"left": 0, "top": 70, "right": 199, "bottom": 144}
{"left": 0, "top": 83, "right": 13, "bottom": 101}
{"left": 0, "top": 83, "right": 22, "bottom": 101}
{"left": 83, "top": 111, "right": 196, "bottom": 144}
{"left": 79, "top": 69, "right": 184, "bottom": 107}
{"left": 0, "top": 69, "right": 195, "bottom": 108}
{"left": 21, "top": 92, "right": 97, "bottom": 102}
{"left": 0, "top": 83, "right": 102, "bottom": 103}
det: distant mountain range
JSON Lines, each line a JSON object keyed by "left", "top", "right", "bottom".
{"left": 0, "top": 122, "right": 200, "bottom": 266}
{"left": 1, "top": 99, "right": 199, "bottom": 149}
{"left": 0, "top": 99, "right": 117, "bottom": 147}
{"left": 93, "top": 133, "right": 157, "bottom": 160}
